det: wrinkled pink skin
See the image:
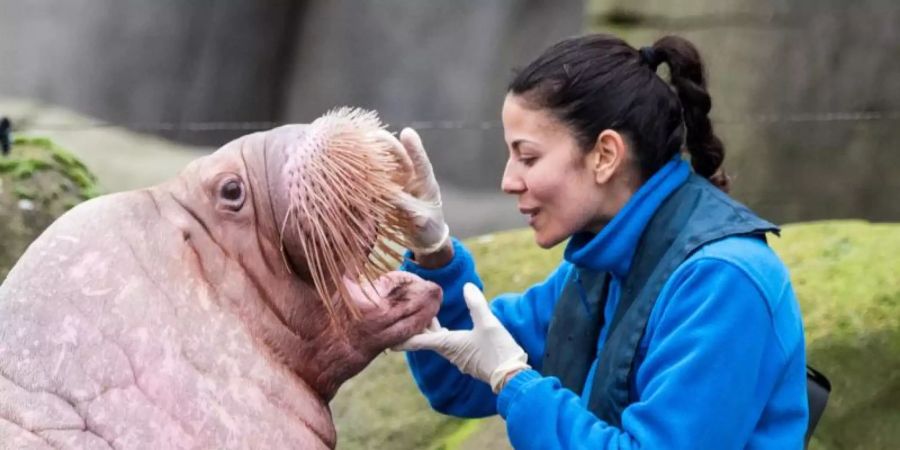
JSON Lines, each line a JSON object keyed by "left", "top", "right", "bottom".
{"left": 0, "top": 126, "right": 441, "bottom": 449}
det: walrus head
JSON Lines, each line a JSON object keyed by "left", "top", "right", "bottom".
{"left": 159, "top": 108, "right": 440, "bottom": 401}
{"left": 0, "top": 108, "right": 440, "bottom": 448}
{"left": 262, "top": 108, "right": 418, "bottom": 317}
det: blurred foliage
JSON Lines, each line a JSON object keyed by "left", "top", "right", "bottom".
{"left": 333, "top": 221, "right": 900, "bottom": 450}
{"left": 0, "top": 137, "right": 100, "bottom": 281}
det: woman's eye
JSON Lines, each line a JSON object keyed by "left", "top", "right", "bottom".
{"left": 519, "top": 156, "right": 537, "bottom": 166}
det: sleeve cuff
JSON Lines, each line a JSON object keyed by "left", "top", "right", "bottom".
{"left": 496, "top": 369, "right": 543, "bottom": 419}
{"left": 400, "top": 237, "right": 472, "bottom": 282}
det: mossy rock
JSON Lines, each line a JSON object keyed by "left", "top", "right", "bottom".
{"left": 782, "top": 222, "right": 900, "bottom": 450}
{"left": 331, "top": 221, "right": 899, "bottom": 450}
{"left": 0, "top": 137, "right": 100, "bottom": 281}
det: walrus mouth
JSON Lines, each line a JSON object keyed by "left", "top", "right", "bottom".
{"left": 275, "top": 108, "right": 415, "bottom": 319}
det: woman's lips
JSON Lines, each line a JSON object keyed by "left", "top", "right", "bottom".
{"left": 519, "top": 207, "right": 539, "bottom": 226}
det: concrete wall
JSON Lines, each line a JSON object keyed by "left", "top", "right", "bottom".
{"left": 0, "top": 0, "right": 585, "bottom": 237}
{"left": 588, "top": 0, "right": 900, "bottom": 223}
{"left": 0, "top": 0, "right": 300, "bottom": 143}
{"left": 280, "top": 0, "right": 585, "bottom": 189}
{"left": 0, "top": 0, "right": 585, "bottom": 191}
{"left": 2, "top": 0, "right": 897, "bottom": 225}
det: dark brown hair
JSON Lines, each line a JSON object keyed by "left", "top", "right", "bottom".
{"left": 508, "top": 34, "right": 729, "bottom": 191}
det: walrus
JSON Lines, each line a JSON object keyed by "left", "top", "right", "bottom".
{"left": 0, "top": 108, "right": 442, "bottom": 449}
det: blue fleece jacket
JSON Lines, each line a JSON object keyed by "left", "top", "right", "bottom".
{"left": 402, "top": 158, "right": 808, "bottom": 449}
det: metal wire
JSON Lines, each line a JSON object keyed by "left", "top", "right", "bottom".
{"left": 8, "top": 110, "right": 900, "bottom": 133}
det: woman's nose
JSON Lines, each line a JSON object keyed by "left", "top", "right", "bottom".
{"left": 501, "top": 160, "right": 526, "bottom": 194}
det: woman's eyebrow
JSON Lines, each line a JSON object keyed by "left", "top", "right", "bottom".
{"left": 510, "top": 138, "right": 537, "bottom": 152}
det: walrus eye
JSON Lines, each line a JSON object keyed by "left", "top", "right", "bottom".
{"left": 218, "top": 178, "right": 245, "bottom": 210}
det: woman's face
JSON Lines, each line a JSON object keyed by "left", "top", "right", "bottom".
{"left": 500, "top": 94, "right": 610, "bottom": 248}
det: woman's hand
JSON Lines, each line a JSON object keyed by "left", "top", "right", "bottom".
{"left": 392, "top": 128, "right": 451, "bottom": 257}
{"left": 395, "top": 283, "right": 531, "bottom": 394}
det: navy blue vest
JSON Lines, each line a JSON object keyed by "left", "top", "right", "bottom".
{"left": 541, "top": 174, "right": 779, "bottom": 426}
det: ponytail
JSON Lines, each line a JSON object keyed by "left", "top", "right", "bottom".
{"left": 651, "top": 36, "right": 730, "bottom": 192}
{"left": 509, "top": 33, "right": 729, "bottom": 191}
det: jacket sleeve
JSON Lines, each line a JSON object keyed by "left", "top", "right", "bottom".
{"left": 402, "top": 238, "right": 571, "bottom": 417}
{"left": 495, "top": 258, "right": 796, "bottom": 449}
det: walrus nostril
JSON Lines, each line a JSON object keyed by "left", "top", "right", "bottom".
{"left": 385, "top": 279, "right": 411, "bottom": 304}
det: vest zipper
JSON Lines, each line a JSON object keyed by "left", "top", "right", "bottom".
{"left": 574, "top": 269, "right": 591, "bottom": 314}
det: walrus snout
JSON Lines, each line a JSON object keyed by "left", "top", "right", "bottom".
{"left": 344, "top": 271, "right": 442, "bottom": 352}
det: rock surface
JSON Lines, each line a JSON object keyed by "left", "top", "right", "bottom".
{"left": 587, "top": 0, "right": 900, "bottom": 223}
{"left": 0, "top": 137, "right": 99, "bottom": 281}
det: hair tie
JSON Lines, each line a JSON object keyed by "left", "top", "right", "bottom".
{"left": 638, "top": 46, "right": 662, "bottom": 71}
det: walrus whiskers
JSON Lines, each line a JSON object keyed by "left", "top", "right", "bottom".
{"left": 279, "top": 107, "right": 415, "bottom": 320}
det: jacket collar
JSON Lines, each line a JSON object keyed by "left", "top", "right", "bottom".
{"left": 564, "top": 157, "right": 690, "bottom": 278}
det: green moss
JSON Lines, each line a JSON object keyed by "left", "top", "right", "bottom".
{"left": 466, "top": 231, "right": 566, "bottom": 299}
{"left": 12, "top": 159, "right": 52, "bottom": 179}
{"left": 5, "top": 136, "right": 101, "bottom": 200}
{"left": 50, "top": 147, "right": 100, "bottom": 197}
{"left": 769, "top": 221, "right": 900, "bottom": 450}
{"left": 427, "top": 420, "right": 481, "bottom": 450}
{"left": 771, "top": 221, "right": 900, "bottom": 344}
{"left": 13, "top": 185, "right": 36, "bottom": 200}
{"left": 1, "top": 136, "right": 101, "bottom": 281}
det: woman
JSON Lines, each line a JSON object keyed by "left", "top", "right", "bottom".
{"left": 390, "top": 34, "right": 808, "bottom": 449}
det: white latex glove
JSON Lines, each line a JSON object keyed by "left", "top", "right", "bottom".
{"left": 393, "top": 127, "right": 450, "bottom": 255}
{"left": 395, "top": 283, "right": 531, "bottom": 393}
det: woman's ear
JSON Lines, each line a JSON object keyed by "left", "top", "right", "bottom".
{"left": 588, "top": 129, "right": 628, "bottom": 184}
